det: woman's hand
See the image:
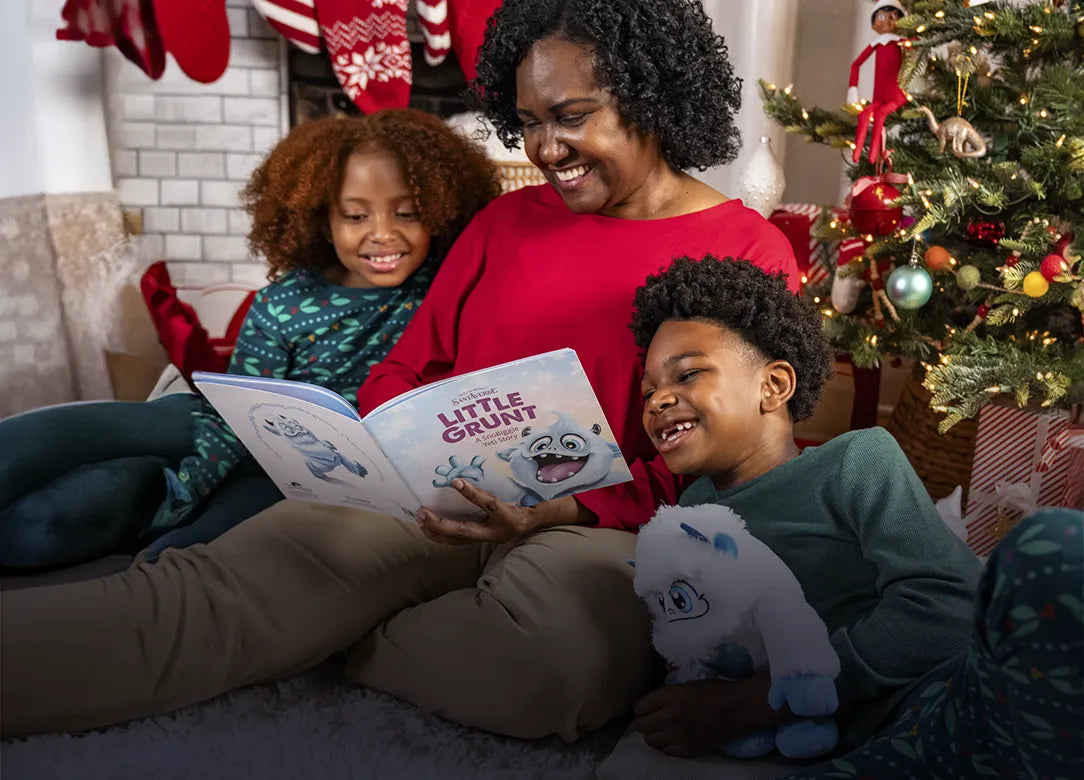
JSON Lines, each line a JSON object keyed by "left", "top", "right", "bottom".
{"left": 632, "top": 672, "right": 789, "bottom": 758}
{"left": 415, "top": 479, "right": 595, "bottom": 544}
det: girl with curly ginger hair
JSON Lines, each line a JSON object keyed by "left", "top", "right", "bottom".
{"left": 145, "top": 109, "right": 501, "bottom": 551}
{"left": 244, "top": 110, "right": 500, "bottom": 280}
{"left": 0, "top": 110, "right": 499, "bottom": 570}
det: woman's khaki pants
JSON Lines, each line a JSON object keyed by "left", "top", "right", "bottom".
{"left": 1, "top": 501, "right": 653, "bottom": 741}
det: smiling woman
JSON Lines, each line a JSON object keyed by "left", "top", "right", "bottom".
{"left": 2, "top": 0, "right": 802, "bottom": 750}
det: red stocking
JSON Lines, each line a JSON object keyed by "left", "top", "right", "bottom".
{"left": 57, "top": 0, "right": 166, "bottom": 80}
{"left": 448, "top": 0, "right": 503, "bottom": 82}
{"left": 417, "top": 0, "right": 451, "bottom": 66}
{"left": 251, "top": 0, "right": 322, "bottom": 54}
{"left": 316, "top": 0, "right": 412, "bottom": 113}
{"left": 152, "top": 0, "right": 231, "bottom": 84}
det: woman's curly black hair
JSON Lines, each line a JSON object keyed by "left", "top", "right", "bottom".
{"left": 472, "top": 0, "right": 742, "bottom": 171}
{"left": 630, "top": 256, "right": 835, "bottom": 422}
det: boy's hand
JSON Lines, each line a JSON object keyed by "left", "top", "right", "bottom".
{"left": 768, "top": 673, "right": 838, "bottom": 717}
{"left": 633, "top": 673, "right": 789, "bottom": 758}
{"left": 415, "top": 480, "right": 595, "bottom": 545}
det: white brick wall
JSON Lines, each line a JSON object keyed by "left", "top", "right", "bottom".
{"left": 104, "top": 2, "right": 287, "bottom": 284}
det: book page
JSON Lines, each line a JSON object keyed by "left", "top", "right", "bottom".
{"left": 362, "top": 349, "right": 634, "bottom": 519}
{"left": 196, "top": 381, "right": 419, "bottom": 522}
{"left": 193, "top": 372, "right": 361, "bottom": 420}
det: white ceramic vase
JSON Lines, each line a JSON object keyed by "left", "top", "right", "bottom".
{"left": 738, "top": 136, "right": 786, "bottom": 218}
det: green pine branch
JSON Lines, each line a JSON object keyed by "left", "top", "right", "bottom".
{"left": 760, "top": 0, "right": 1084, "bottom": 426}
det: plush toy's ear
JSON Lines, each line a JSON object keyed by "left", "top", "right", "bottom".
{"left": 680, "top": 522, "right": 710, "bottom": 544}
{"left": 712, "top": 533, "right": 739, "bottom": 557}
{"left": 626, "top": 559, "right": 635, "bottom": 568}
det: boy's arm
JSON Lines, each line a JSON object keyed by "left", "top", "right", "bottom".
{"left": 225, "top": 289, "right": 292, "bottom": 379}
{"left": 830, "top": 428, "right": 981, "bottom": 715}
{"left": 356, "top": 218, "right": 486, "bottom": 415}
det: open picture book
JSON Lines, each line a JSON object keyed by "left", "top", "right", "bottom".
{"left": 193, "top": 349, "right": 634, "bottom": 521}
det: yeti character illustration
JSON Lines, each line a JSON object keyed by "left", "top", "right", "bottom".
{"left": 263, "top": 415, "right": 368, "bottom": 481}
{"left": 631, "top": 504, "right": 841, "bottom": 760}
{"left": 432, "top": 414, "right": 622, "bottom": 506}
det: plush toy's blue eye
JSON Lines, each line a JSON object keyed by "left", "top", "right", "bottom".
{"left": 669, "top": 584, "right": 693, "bottom": 613}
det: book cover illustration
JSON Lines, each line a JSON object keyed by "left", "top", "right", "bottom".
{"left": 193, "top": 382, "right": 418, "bottom": 520}
{"left": 194, "top": 349, "right": 633, "bottom": 521}
{"left": 363, "top": 349, "right": 634, "bottom": 518}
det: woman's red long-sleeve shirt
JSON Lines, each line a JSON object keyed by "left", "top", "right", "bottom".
{"left": 357, "top": 184, "right": 799, "bottom": 532}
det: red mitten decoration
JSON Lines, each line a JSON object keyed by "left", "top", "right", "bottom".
{"left": 57, "top": 0, "right": 114, "bottom": 47}
{"left": 57, "top": 0, "right": 166, "bottom": 80}
{"left": 316, "top": 0, "right": 412, "bottom": 113}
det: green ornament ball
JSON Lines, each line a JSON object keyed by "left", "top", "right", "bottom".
{"left": 886, "top": 264, "right": 933, "bottom": 310}
{"left": 956, "top": 265, "right": 981, "bottom": 291}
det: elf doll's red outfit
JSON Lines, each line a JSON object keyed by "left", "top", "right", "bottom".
{"left": 847, "top": 31, "right": 907, "bottom": 164}
{"left": 847, "top": 0, "right": 908, "bottom": 165}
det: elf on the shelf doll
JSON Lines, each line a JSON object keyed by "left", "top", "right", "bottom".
{"left": 846, "top": 1, "right": 908, "bottom": 165}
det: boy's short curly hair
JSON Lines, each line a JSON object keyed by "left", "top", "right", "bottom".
{"left": 630, "top": 256, "right": 834, "bottom": 422}
{"left": 472, "top": 0, "right": 742, "bottom": 171}
{"left": 243, "top": 110, "right": 502, "bottom": 278}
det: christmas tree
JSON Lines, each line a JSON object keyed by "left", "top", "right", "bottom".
{"left": 761, "top": 0, "right": 1084, "bottom": 431}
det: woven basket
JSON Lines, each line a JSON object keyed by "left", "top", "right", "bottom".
{"left": 498, "top": 161, "right": 546, "bottom": 193}
{"left": 885, "top": 373, "right": 980, "bottom": 502}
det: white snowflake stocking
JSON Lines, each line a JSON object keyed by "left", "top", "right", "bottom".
{"left": 315, "top": 0, "right": 412, "bottom": 113}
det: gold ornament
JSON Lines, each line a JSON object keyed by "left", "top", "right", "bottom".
{"left": 1022, "top": 270, "right": 1050, "bottom": 297}
{"left": 918, "top": 107, "right": 987, "bottom": 158}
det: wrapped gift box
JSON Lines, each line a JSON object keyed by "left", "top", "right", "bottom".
{"left": 964, "top": 403, "right": 1084, "bottom": 556}
{"left": 769, "top": 203, "right": 838, "bottom": 287}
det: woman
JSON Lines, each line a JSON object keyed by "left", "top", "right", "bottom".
{"left": 1, "top": 0, "right": 798, "bottom": 741}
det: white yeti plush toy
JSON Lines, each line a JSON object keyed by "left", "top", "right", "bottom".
{"left": 632, "top": 504, "right": 841, "bottom": 759}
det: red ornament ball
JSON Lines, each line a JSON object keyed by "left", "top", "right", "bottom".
{"left": 1041, "top": 253, "right": 1069, "bottom": 282}
{"left": 976, "top": 303, "right": 990, "bottom": 318}
{"left": 1005, "top": 252, "right": 1021, "bottom": 268}
{"left": 924, "top": 245, "right": 953, "bottom": 271}
{"left": 1054, "top": 231, "right": 1076, "bottom": 257}
{"left": 849, "top": 181, "right": 903, "bottom": 236}
{"left": 967, "top": 220, "right": 1005, "bottom": 248}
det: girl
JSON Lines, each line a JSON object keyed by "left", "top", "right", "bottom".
{"left": 0, "top": 109, "right": 501, "bottom": 567}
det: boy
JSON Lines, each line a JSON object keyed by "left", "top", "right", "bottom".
{"left": 626, "top": 256, "right": 1082, "bottom": 777}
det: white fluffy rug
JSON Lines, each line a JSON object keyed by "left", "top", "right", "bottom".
{"left": 2, "top": 661, "right": 624, "bottom": 780}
